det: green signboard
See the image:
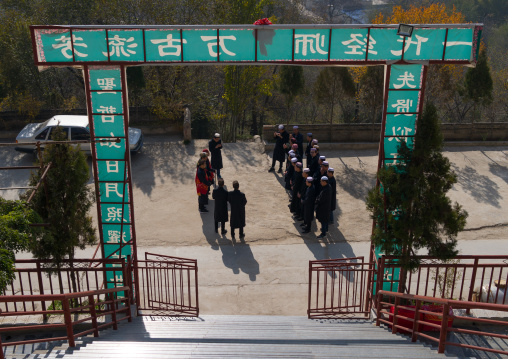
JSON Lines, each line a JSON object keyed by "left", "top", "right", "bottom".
{"left": 86, "top": 66, "right": 133, "bottom": 291}
{"left": 32, "top": 25, "right": 482, "bottom": 66}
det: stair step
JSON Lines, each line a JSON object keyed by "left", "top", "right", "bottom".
{"left": 4, "top": 315, "right": 465, "bottom": 359}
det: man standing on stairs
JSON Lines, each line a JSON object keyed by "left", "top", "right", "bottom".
{"left": 228, "top": 180, "right": 247, "bottom": 240}
{"left": 268, "top": 124, "right": 289, "bottom": 173}
{"left": 209, "top": 133, "right": 223, "bottom": 179}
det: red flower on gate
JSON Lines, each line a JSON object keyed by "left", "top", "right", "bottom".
{"left": 253, "top": 18, "right": 272, "bottom": 25}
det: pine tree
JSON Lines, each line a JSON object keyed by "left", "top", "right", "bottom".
{"left": 25, "top": 127, "right": 96, "bottom": 292}
{"left": 366, "top": 102, "right": 468, "bottom": 273}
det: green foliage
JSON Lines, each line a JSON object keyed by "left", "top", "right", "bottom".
{"left": 25, "top": 127, "right": 96, "bottom": 265}
{"left": 314, "top": 67, "right": 356, "bottom": 124}
{"left": 465, "top": 49, "right": 493, "bottom": 107}
{"left": 366, "top": 102, "right": 468, "bottom": 272}
{"left": 0, "top": 198, "right": 43, "bottom": 291}
{"left": 278, "top": 65, "right": 305, "bottom": 119}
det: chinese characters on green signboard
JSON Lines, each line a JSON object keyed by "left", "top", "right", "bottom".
{"left": 33, "top": 26, "right": 481, "bottom": 65}
{"left": 87, "top": 67, "right": 132, "bottom": 290}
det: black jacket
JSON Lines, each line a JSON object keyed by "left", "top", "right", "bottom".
{"left": 209, "top": 139, "right": 223, "bottom": 170}
{"left": 292, "top": 132, "right": 304, "bottom": 157}
{"left": 212, "top": 187, "right": 228, "bottom": 222}
{"left": 228, "top": 189, "right": 247, "bottom": 228}
{"left": 273, "top": 130, "right": 290, "bottom": 162}
{"left": 303, "top": 185, "right": 316, "bottom": 224}
{"left": 315, "top": 184, "right": 331, "bottom": 223}
{"left": 329, "top": 176, "right": 337, "bottom": 211}
{"left": 309, "top": 155, "right": 320, "bottom": 177}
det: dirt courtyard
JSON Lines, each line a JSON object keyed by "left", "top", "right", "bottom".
{"left": 124, "top": 138, "right": 508, "bottom": 248}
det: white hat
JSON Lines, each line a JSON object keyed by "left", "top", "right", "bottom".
{"left": 278, "top": 125, "right": 284, "bottom": 130}
{"left": 321, "top": 176, "right": 328, "bottom": 181}
{"left": 293, "top": 125, "right": 299, "bottom": 129}
{"left": 214, "top": 133, "right": 220, "bottom": 138}
{"left": 328, "top": 168, "right": 335, "bottom": 172}
{"left": 319, "top": 156, "right": 326, "bottom": 160}
{"left": 303, "top": 168, "right": 310, "bottom": 173}
{"left": 291, "top": 157, "right": 298, "bottom": 163}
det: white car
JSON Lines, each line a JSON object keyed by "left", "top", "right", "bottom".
{"left": 15, "top": 115, "right": 143, "bottom": 155}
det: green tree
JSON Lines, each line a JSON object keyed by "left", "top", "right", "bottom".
{"left": 314, "top": 67, "right": 356, "bottom": 124}
{"left": 0, "top": 198, "right": 44, "bottom": 291}
{"left": 279, "top": 65, "right": 305, "bottom": 122}
{"left": 25, "top": 127, "right": 96, "bottom": 292}
{"left": 465, "top": 48, "right": 493, "bottom": 123}
{"left": 366, "top": 102, "right": 468, "bottom": 275}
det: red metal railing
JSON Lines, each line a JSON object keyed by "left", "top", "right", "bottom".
{"left": 308, "top": 257, "right": 375, "bottom": 319}
{"left": 136, "top": 253, "right": 198, "bottom": 316}
{"left": 377, "top": 255, "right": 508, "bottom": 305}
{"left": 376, "top": 290, "right": 508, "bottom": 356}
{"left": 2, "top": 259, "right": 128, "bottom": 319}
{"left": 0, "top": 286, "right": 132, "bottom": 359}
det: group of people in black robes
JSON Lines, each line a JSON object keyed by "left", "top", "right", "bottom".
{"left": 195, "top": 133, "right": 247, "bottom": 240}
{"left": 270, "top": 125, "right": 337, "bottom": 239}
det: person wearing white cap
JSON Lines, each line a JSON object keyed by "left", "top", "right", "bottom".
{"left": 269, "top": 124, "right": 289, "bottom": 173}
{"left": 301, "top": 177, "right": 316, "bottom": 234}
{"left": 209, "top": 133, "right": 223, "bottom": 179}
{"left": 298, "top": 168, "right": 311, "bottom": 221}
{"left": 315, "top": 176, "right": 331, "bottom": 239}
{"left": 309, "top": 147, "right": 319, "bottom": 176}
{"left": 290, "top": 162, "right": 304, "bottom": 217}
{"left": 290, "top": 126, "right": 304, "bottom": 158}
{"left": 327, "top": 167, "right": 337, "bottom": 225}
{"left": 313, "top": 160, "right": 328, "bottom": 195}
{"left": 305, "top": 133, "right": 313, "bottom": 167}
{"left": 285, "top": 157, "right": 298, "bottom": 190}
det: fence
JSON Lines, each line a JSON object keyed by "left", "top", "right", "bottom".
{"left": 0, "top": 286, "right": 132, "bottom": 359}
{"left": 376, "top": 290, "right": 508, "bottom": 356}
{"left": 2, "top": 259, "right": 129, "bottom": 319}
{"left": 378, "top": 255, "right": 508, "bottom": 306}
{"left": 308, "top": 257, "right": 375, "bottom": 319}
{"left": 136, "top": 253, "right": 199, "bottom": 316}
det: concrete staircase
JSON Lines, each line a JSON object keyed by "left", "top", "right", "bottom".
{"left": 4, "top": 315, "right": 462, "bottom": 359}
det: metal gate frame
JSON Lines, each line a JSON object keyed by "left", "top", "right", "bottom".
{"left": 308, "top": 257, "right": 375, "bottom": 319}
{"left": 135, "top": 253, "right": 198, "bottom": 317}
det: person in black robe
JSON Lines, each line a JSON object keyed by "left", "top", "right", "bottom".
{"left": 313, "top": 161, "right": 328, "bottom": 196}
{"left": 315, "top": 176, "right": 332, "bottom": 239}
{"left": 308, "top": 148, "right": 319, "bottom": 177}
{"left": 298, "top": 168, "right": 311, "bottom": 223}
{"left": 327, "top": 167, "right": 337, "bottom": 225}
{"left": 291, "top": 162, "right": 304, "bottom": 216}
{"left": 305, "top": 133, "right": 313, "bottom": 167}
{"left": 209, "top": 133, "right": 223, "bottom": 179}
{"left": 269, "top": 125, "right": 290, "bottom": 173}
{"left": 285, "top": 157, "right": 297, "bottom": 191}
{"left": 290, "top": 126, "right": 304, "bottom": 158}
{"left": 301, "top": 177, "right": 316, "bottom": 234}
{"left": 212, "top": 178, "right": 228, "bottom": 234}
{"left": 290, "top": 143, "right": 303, "bottom": 163}
{"left": 228, "top": 181, "right": 247, "bottom": 240}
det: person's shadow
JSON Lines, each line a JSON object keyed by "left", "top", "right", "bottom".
{"left": 200, "top": 196, "right": 220, "bottom": 250}
{"left": 218, "top": 236, "right": 259, "bottom": 282}
{"left": 200, "top": 186, "right": 260, "bottom": 281}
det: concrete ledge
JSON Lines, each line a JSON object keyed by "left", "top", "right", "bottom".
{"left": 264, "top": 141, "right": 508, "bottom": 153}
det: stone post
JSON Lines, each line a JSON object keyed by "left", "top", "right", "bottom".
{"left": 183, "top": 105, "right": 192, "bottom": 143}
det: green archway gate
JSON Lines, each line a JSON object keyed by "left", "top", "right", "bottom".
{"left": 30, "top": 23, "right": 482, "bottom": 296}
